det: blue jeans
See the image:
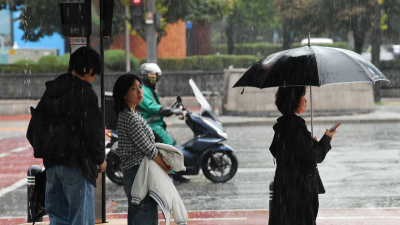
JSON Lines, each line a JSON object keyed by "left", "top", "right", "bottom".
{"left": 45, "top": 165, "right": 94, "bottom": 225}
{"left": 123, "top": 165, "right": 158, "bottom": 225}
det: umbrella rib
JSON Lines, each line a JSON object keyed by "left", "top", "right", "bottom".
{"left": 309, "top": 46, "right": 321, "bottom": 86}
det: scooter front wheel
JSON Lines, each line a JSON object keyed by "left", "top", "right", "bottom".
{"left": 106, "top": 157, "right": 124, "bottom": 186}
{"left": 201, "top": 151, "right": 238, "bottom": 183}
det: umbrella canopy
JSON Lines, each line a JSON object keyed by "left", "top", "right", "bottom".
{"left": 233, "top": 45, "right": 389, "bottom": 89}
{"left": 232, "top": 44, "right": 390, "bottom": 136}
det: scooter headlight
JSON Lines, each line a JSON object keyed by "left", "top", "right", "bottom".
{"left": 202, "top": 118, "right": 228, "bottom": 140}
{"left": 217, "top": 130, "right": 228, "bottom": 140}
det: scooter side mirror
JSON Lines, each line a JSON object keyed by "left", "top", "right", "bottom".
{"left": 176, "top": 95, "right": 182, "bottom": 103}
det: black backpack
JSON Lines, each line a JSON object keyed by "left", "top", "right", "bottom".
{"left": 27, "top": 92, "right": 83, "bottom": 159}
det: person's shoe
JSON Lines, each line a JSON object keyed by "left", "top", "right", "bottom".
{"left": 176, "top": 175, "right": 191, "bottom": 183}
{"left": 170, "top": 174, "right": 191, "bottom": 183}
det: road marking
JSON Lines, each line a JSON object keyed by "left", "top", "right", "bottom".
{"left": 11, "top": 147, "right": 29, "bottom": 152}
{"left": 0, "top": 146, "right": 30, "bottom": 158}
{"left": 0, "top": 178, "right": 27, "bottom": 198}
{"left": 0, "top": 127, "right": 28, "bottom": 131}
{"left": 0, "top": 153, "right": 11, "bottom": 158}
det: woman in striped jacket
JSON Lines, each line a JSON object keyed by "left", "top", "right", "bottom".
{"left": 113, "top": 74, "right": 171, "bottom": 225}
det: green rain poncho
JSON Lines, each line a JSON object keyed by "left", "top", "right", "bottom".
{"left": 139, "top": 85, "right": 176, "bottom": 145}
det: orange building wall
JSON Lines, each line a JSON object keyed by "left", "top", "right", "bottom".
{"left": 110, "top": 20, "right": 186, "bottom": 59}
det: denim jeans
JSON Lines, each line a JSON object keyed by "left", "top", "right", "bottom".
{"left": 123, "top": 165, "right": 158, "bottom": 225}
{"left": 45, "top": 165, "right": 94, "bottom": 225}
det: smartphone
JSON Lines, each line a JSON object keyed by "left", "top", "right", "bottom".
{"left": 329, "top": 121, "right": 341, "bottom": 133}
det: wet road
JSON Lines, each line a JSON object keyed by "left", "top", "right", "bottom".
{"left": 0, "top": 119, "right": 400, "bottom": 222}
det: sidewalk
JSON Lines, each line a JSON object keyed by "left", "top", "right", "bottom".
{"left": 164, "top": 104, "right": 400, "bottom": 127}
{"left": 16, "top": 208, "right": 400, "bottom": 225}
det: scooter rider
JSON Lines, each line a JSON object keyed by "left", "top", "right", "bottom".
{"left": 138, "top": 63, "right": 190, "bottom": 183}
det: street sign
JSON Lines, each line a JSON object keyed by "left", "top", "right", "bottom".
{"left": 70, "top": 37, "right": 87, "bottom": 45}
{"left": 71, "top": 45, "right": 86, "bottom": 54}
{"left": 70, "top": 37, "right": 87, "bottom": 54}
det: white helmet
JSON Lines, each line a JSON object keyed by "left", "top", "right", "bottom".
{"left": 139, "top": 63, "right": 162, "bottom": 76}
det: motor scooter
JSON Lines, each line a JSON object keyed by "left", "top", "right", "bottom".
{"left": 104, "top": 80, "right": 238, "bottom": 184}
{"left": 105, "top": 129, "right": 122, "bottom": 185}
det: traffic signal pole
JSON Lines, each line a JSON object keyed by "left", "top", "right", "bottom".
{"left": 125, "top": 5, "right": 131, "bottom": 72}
{"left": 146, "top": 0, "right": 157, "bottom": 63}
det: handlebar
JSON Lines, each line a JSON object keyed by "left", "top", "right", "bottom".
{"left": 170, "top": 95, "right": 182, "bottom": 109}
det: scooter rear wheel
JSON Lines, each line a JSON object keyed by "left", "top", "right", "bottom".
{"left": 201, "top": 151, "right": 238, "bottom": 183}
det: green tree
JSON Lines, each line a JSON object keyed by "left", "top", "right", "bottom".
{"left": 2, "top": 0, "right": 232, "bottom": 47}
{"left": 153, "top": 0, "right": 233, "bottom": 44}
{"left": 226, "top": 0, "right": 279, "bottom": 54}
{"left": 274, "top": 0, "right": 334, "bottom": 50}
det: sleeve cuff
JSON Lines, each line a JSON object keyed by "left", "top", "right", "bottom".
{"left": 96, "top": 158, "right": 105, "bottom": 166}
{"left": 320, "top": 135, "right": 332, "bottom": 150}
{"left": 149, "top": 146, "right": 159, "bottom": 160}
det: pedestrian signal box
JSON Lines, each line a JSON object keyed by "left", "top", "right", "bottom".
{"left": 59, "top": 0, "right": 92, "bottom": 37}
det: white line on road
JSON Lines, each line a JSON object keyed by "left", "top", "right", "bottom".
{"left": 0, "top": 146, "right": 30, "bottom": 158}
{"left": 0, "top": 153, "right": 11, "bottom": 158}
{"left": 0, "top": 178, "right": 27, "bottom": 198}
{"left": 11, "top": 146, "right": 29, "bottom": 152}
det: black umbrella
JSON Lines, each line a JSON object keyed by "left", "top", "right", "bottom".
{"left": 233, "top": 36, "right": 390, "bottom": 135}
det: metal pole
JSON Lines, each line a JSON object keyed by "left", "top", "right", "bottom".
{"left": 10, "top": 2, "right": 14, "bottom": 46}
{"left": 100, "top": 0, "right": 106, "bottom": 222}
{"left": 310, "top": 86, "right": 313, "bottom": 137}
{"left": 146, "top": 0, "right": 157, "bottom": 63}
{"left": 125, "top": 6, "right": 130, "bottom": 72}
{"left": 27, "top": 165, "right": 43, "bottom": 223}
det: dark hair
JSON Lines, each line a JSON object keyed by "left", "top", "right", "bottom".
{"left": 275, "top": 86, "right": 306, "bottom": 116}
{"left": 113, "top": 74, "right": 143, "bottom": 114}
{"left": 68, "top": 47, "right": 102, "bottom": 77}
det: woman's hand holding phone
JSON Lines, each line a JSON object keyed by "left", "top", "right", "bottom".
{"left": 324, "top": 122, "right": 339, "bottom": 139}
{"left": 325, "top": 129, "right": 337, "bottom": 138}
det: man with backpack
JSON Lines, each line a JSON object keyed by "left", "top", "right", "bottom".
{"left": 27, "top": 47, "right": 106, "bottom": 225}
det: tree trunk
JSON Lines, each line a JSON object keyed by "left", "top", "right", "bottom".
{"left": 353, "top": 30, "right": 365, "bottom": 54}
{"left": 226, "top": 16, "right": 234, "bottom": 54}
{"left": 193, "top": 22, "right": 211, "bottom": 55}
{"left": 282, "top": 23, "right": 292, "bottom": 50}
{"left": 372, "top": 1, "right": 382, "bottom": 102}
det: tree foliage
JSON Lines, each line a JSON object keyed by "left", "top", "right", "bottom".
{"left": 224, "top": 0, "right": 278, "bottom": 53}
{"left": 230, "top": 0, "right": 278, "bottom": 41}
{"left": 0, "top": 0, "right": 233, "bottom": 44}
{"left": 274, "top": 0, "right": 399, "bottom": 53}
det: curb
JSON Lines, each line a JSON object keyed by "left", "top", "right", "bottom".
{"left": 165, "top": 116, "right": 400, "bottom": 128}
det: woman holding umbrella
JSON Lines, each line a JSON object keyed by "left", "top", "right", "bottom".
{"left": 232, "top": 35, "right": 388, "bottom": 225}
{"left": 269, "top": 86, "right": 337, "bottom": 225}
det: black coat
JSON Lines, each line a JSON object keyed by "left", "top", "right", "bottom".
{"left": 268, "top": 115, "right": 331, "bottom": 225}
{"left": 27, "top": 73, "right": 105, "bottom": 187}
